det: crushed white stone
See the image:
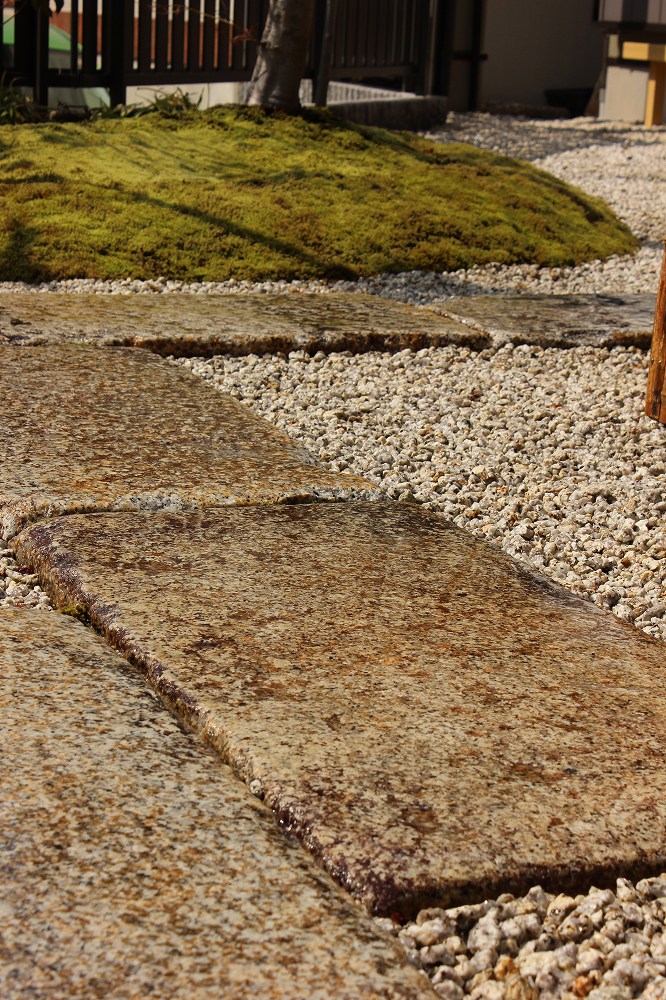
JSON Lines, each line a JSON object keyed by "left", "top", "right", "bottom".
{"left": 377, "top": 875, "right": 666, "bottom": 999}
{"left": 175, "top": 342, "right": 666, "bottom": 641}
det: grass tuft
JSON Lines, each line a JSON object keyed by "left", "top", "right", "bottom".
{"left": 0, "top": 106, "right": 638, "bottom": 283}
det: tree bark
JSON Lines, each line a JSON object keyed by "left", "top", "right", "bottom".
{"left": 246, "top": 0, "right": 316, "bottom": 113}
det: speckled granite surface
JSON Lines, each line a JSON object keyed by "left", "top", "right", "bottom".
{"left": 0, "top": 607, "right": 432, "bottom": 998}
{"left": 16, "top": 502, "right": 666, "bottom": 917}
{"left": 0, "top": 291, "right": 486, "bottom": 355}
{"left": 436, "top": 293, "right": 656, "bottom": 348}
{"left": 0, "top": 345, "right": 373, "bottom": 539}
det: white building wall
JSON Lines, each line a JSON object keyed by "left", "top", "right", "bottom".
{"left": 479, "top": 0, "right": 604, "bottom": 109}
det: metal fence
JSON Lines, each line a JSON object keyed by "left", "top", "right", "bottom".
{"left": 1, "top": 0, "right": 438, "bottom": 107}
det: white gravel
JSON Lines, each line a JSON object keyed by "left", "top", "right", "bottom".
{"left": 3, "top": 111, "right": 666, "bottom": 997}
{"left": 175, "top": 341, "right": 666, "bottom": 642}
{"left": 379, "top": 875, "right": 666, "bottom": 999}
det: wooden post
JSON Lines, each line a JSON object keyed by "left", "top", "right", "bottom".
{"left": 645, "top": 61, "right": 666, "bottom": 127}
{"left": 645, "top": 243, "right": 666, "bottom": 423}
{"left": 621, "top": 42, "right": 666, "bottom": 127}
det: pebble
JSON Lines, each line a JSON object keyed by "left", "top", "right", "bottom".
{"left": 391, "top": 877, "right": 666, "bottom": 998}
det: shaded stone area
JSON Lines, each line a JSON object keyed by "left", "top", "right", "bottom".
{"left": 0, "top": 291, "right": 487, "bottom": 356}
{"left": 0, "top": 607, "right": 431, "bottom": 998}
{"left": 16, "top": 502, "right": 666, "bottom": 917}
{"left": 435, "top": 293, "right": 656, "bottom": 348}
{"left": 0, "top": 345, "right": 373, "bottom": 539}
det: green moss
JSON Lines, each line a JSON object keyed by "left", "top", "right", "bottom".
{"left": 0, "top": 107, "right": 638, "bottom": 282}
{"left": 59, "top": 604, "right": 91, "bottom": 625}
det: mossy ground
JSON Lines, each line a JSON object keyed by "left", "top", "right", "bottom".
{"left": 0, "top": 106, "right": 638, "bottom": 283}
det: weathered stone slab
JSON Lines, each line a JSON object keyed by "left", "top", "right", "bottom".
{"left": 0, "top": 607, "right": 430, "bottom": 998}
{"left": 0, "top": 345, "right": 372, "bottom": 539}
{"left": 436, "top": 293, "right": 656, "bottom": 348}
{"left": 0, "top": 291, "right": 488, "bottom": 355}
{"left": 16, "top": 502, "right": 666, "bottom": 916}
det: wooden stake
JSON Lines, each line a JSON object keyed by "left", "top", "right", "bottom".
{"left": 645, "top": 61, "right": 666, "bottom": 127}
{"left": 645, "top": 242, "right": 666, "bottom": 423}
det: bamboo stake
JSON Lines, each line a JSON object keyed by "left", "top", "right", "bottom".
{"left": 645, "top": 241, "right": 666, "bottom": 423}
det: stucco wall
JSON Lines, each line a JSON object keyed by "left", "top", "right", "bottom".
{"left": 480, "top": 0, "right": 604, "bottom": 108}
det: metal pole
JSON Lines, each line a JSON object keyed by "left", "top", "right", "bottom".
{"left": 34, "top": 6, "right": 49, "bottom": 107}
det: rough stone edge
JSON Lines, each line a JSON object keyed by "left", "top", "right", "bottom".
{"left": 0, "top": 486, "right": 382, "bottom": 543}
{"left": 0, "top": 326, "right": 492, "bottom": 357}
{"left": 13, "top": 503, "right": 666, "bottom": 918}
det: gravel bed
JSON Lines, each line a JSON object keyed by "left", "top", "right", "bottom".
{"left": 378, "top": 875, "right": 666, "bottom": 999}
{"left": 175, "top": 342, "right": 666, "bottom": 641}
{"left": 3, "top": 112, "right": 666, "bottom": 996}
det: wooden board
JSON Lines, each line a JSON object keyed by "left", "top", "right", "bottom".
{"left": 646, "top": 244, "right": 666, "bottom": 423}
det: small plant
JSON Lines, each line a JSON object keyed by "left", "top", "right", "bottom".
{"left": 133, "top": 87, "right": 204, "bottom": 117}
{"left": 89, "top": 101, "right": 142, "bottom": 121}
{"left": 0, "top": 73, "right": 41, "bottom": 124}
{"left": 89, "top": 88, "right": 203, "bottom": 122}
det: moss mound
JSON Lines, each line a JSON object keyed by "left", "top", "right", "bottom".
{"left": 0, "top": 106, "right": 638, "bottom": 283}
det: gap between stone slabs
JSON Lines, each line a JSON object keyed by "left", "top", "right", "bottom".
{"left": 0, "top": 607, "right": 433, "bottom": 999}
{"left": 15, "top": 501, "right": 666, "bottom": 920}
{"left": 0, "top": 343, "right": 376, "bottom": 541}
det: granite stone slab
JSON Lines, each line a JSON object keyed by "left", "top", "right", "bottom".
{"left": 436, "top": 293, "right": 656, "bottom": 348}
{"left": 0, "top": 607, "right": 431, "bottom": 998}
{"left": 0, "top": 291, "right": 488, "bottom": 355}
{"left": 0, "top": 344, "right": 372, "bottom": 539}
{"left": 16, "top": 502, "right": 666, "bottom": 917}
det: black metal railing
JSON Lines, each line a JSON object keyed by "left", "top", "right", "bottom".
{"left": 1, "top": 0, "right": 441, "bottom": 108}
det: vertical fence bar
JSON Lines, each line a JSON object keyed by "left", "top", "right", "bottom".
{"left": 109, "top": 0, "right": 131, "bottom": 104}
{"left": 34, "top": 6, "right": 49, "bottom": 104}
{"left": 155, "top": 0, "right": 169, "bottom": 70}
{"left": 187, "top": 0, "right": 202, "bottom": 69}
{"left": 14, "top": 0, "right": 34, "bottom": 77}
{"left": 203, "top": 0, "right": 216, "bottom": 68}
{"left": 137, "top": 0, "right": 153, "bottom": 71}
{"left": 172, "top": 0, "right": 185, "bottom": 69}
{"left": 81, "top": 0, "right": 99, "bottom": 74}
{"left": 71, "top": 0, "right": 80, "bottom": 72}
{"left": 244, "top": 0, "right": 263, "bottom": 69}
{"left": 218, "top": 0, "right": 231, "bottom": 69}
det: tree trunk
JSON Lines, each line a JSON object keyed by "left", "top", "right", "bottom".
{"left": 246, "top": 0, "right": 315, "bottom": 113}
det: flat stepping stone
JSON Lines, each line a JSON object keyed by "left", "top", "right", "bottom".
{"left": 0, "top": 291, "right": 488, "bottom": 355}
{"left": 16, "top": 502, "right": 666, "bottom": 916}
{"left": 0, "top": 607, "right": 430, "bottom": 998}
{"left": 436, "top": 293, "right": 656, "bottom": 348}
{"left": 0, "top": 345, "right": 372, "bottom": 539}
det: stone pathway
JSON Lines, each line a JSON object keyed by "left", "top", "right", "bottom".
{"left": 0, "top": 291, "right": 487, "bottom": 354}
{"left": 1, "top": 608, "right": 427, "bottom": 998}
{"left": 0, "top": 289, "right": 654, "bottom": 354}
{"left": 1, "top": 291, "right": 664, "bottom": 995}
{"left": 0, "top": 344, "right": 373, "bottom": 540}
